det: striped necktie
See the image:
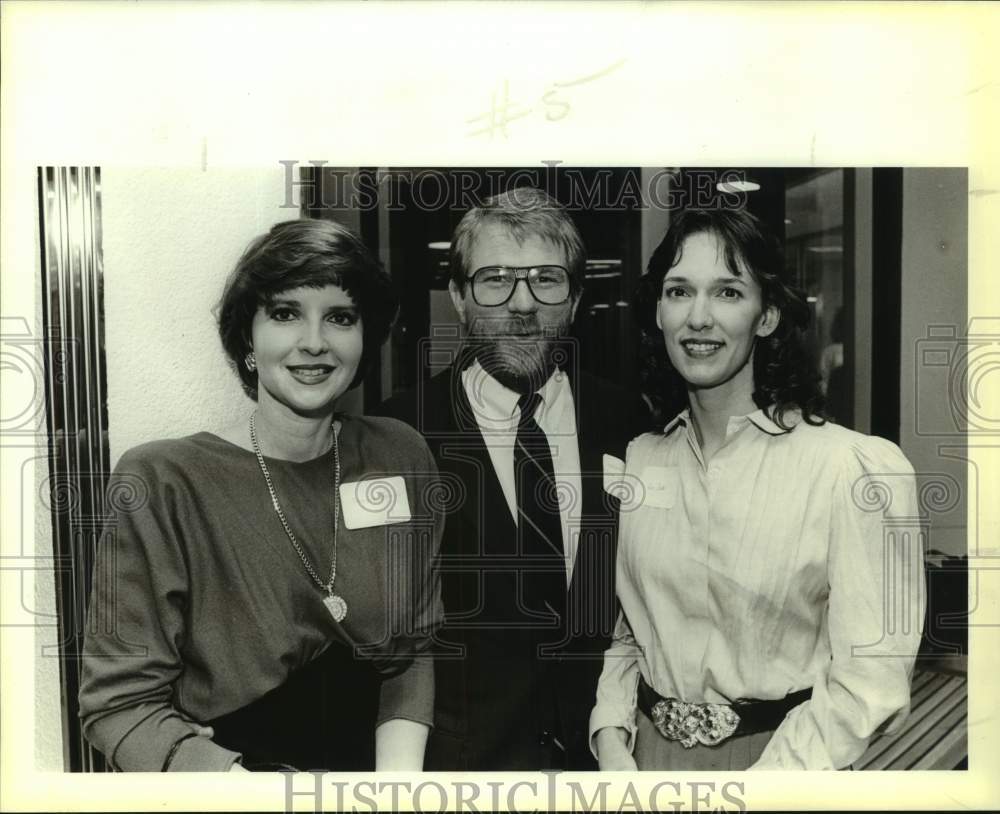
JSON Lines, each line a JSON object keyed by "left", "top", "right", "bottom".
{"left": 514, "top": 392, "right": 566, "bottom": 621}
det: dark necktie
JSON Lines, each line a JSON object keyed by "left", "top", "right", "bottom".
{"left": 514, "top": 392, "right": 566, "bottom": 622}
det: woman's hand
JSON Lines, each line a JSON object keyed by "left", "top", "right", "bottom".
{"left": 596, "top": 726, "right": 637, "bottom": 771}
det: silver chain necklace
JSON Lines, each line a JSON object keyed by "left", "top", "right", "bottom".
{"left": 249, "top": 412, "right": 348, "bottom": 622}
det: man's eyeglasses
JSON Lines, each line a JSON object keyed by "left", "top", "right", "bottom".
{"left": 469, "top": 266, "right": 571, "bottom": 307}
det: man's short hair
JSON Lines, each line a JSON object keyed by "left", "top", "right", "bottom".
{"left": 449, "top": 187, "right": 586, "bottom": 297}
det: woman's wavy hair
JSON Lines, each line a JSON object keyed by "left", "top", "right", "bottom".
{"left": 217, "top": 218, "right": 398, "bottom": 399}
{"left": 633, "top": 207, "right": 825, "bottom": 429}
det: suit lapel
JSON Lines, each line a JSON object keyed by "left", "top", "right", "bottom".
{"left": 433, "top": 366, "right": 517, "bottom": 555}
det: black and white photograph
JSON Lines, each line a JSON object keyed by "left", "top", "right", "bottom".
{"left": 2, "top": 3, "right": 997, "bottom": 813}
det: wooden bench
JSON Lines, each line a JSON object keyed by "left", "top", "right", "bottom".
{"left": 856, "top": 668, "right": 968, "bottom": 770}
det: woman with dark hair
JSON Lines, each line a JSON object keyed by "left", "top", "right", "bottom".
{"left": 590, "top": 208, "right": 923, "bottom": 770}
{"left": 80, "top": 219, "right": 443, "bottom": 772}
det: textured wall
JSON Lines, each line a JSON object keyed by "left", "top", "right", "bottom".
{"left": 899, "top": 168, "right": 968, "bottom": 558}
{"left": 102, "top": 168, "right": 292, "bottom": 466}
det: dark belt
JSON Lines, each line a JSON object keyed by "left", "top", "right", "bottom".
{"left": 637, "top": 675, "right": 811, "bottom": 748}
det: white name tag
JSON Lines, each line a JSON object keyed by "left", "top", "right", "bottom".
{"left": 639, "top": 465, "right": 677, "bottom": 509}
{"left": 339, "top": 476, "right": 412, "bottom": 529}
{"left": 602, "top": 454, "right": 626, "bottom": 494}
{"left": 603, "top": 454, "right": 646, "bottom": 509}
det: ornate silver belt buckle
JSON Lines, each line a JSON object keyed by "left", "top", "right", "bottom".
{"left": 649, "top": 698, "right": 741, "bottom": 748}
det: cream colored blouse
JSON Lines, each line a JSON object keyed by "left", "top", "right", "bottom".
{"left": 589, "top": 409, "right": 925, "bottom": 769}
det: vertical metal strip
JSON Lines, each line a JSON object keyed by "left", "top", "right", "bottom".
{"left": 45, "top": 165, "right": 77, "bottom": 770}
{"left": 842, "top": 169, "right": 857, "bottom": 429}
{"left": 62, "top": 167, "right": 87, "bottom": 768}
{"left": 83, "top": 169, "right": 108, "bottom": 772}
{"left": 56, "top": 165, "right": 81, "bottom": 769}
{"left": 69, "top": 168, "right": 95, "bottom": 770}
{"left": 38, "top": 167, "right": 71, "bottom": 771}
{"left": 38, "top": 166, "right": 110, "bottom": 772}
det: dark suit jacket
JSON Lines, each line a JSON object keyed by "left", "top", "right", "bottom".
{"left": 377, "top": 364, "right": 646, "bottom": 770}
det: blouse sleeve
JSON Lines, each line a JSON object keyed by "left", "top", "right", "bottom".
{"left": 375, "top": 440, "right": 445, "bottom": 728}
{"left": 588, "top": 610, "right": 644, "bottom": 758}
{"left": 751, "top": 436, "right": 925, "bottom": 769}
{"left": 78, "top": 450, "right": 241, "bottom": 771}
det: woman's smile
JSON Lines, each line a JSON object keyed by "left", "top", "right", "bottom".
{"left": 286, "top": 363, "right": 336, "bottom": 384}
{"left": 679, "top": 339, "right": 726, "bottom": 357}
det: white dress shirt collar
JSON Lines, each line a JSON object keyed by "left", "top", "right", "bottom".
{"left": 663, "top": 406, "right": 796, "bottom": 439}
{"left": 464, "top": 359, "right": 569, "bottom": 428}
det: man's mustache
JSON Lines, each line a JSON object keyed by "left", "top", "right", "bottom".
{"left": 465, "top": 315, "right": 564, "bottom": 338}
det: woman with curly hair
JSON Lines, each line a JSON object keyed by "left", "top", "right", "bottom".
{"left": 590, "top": 207, "right": 923, "bottom": 770}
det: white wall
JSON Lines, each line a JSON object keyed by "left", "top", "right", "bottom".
{"left": 102, "top": 168, "right": 294, "bottom": 465}
{"left": 639, "top": 167, "right": 673, "bottom": 270}
{"left": 899, "top": 168, "right": 968, "bottom": 558}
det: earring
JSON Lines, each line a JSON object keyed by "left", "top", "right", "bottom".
{"left": 244, "top": 351, "right": 256, "bottom": 372}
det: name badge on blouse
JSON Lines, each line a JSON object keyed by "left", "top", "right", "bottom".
{"left": 602, "top": 454, "right": 626, "bottom": 493}
{"left": 603, "top": 454, "right": 648, "bottom": 509}
{"left": 639, "top": 465, "right": 677, "bottom": 509}
{"left": 339, "top": 476, "right": 412, "bottom": 529}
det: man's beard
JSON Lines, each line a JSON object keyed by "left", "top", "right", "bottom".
{"left": 463, "top": 314, "right": 574, "bottom": 394}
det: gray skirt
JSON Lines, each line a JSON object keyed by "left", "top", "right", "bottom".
{"left": 634, "top": 708, "right": 773, "bottom": 770}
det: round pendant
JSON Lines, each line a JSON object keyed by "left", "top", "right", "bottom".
{"left": 323, "top": 593, "right": 348, "bottom": 622}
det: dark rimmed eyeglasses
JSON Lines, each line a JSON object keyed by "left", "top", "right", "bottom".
{"left": 469, "top": 265, "right": 571, "bottom": 307}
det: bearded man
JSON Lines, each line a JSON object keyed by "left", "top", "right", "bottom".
{"left": 378, "top": 187, "right": 646, "bottom": 770}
